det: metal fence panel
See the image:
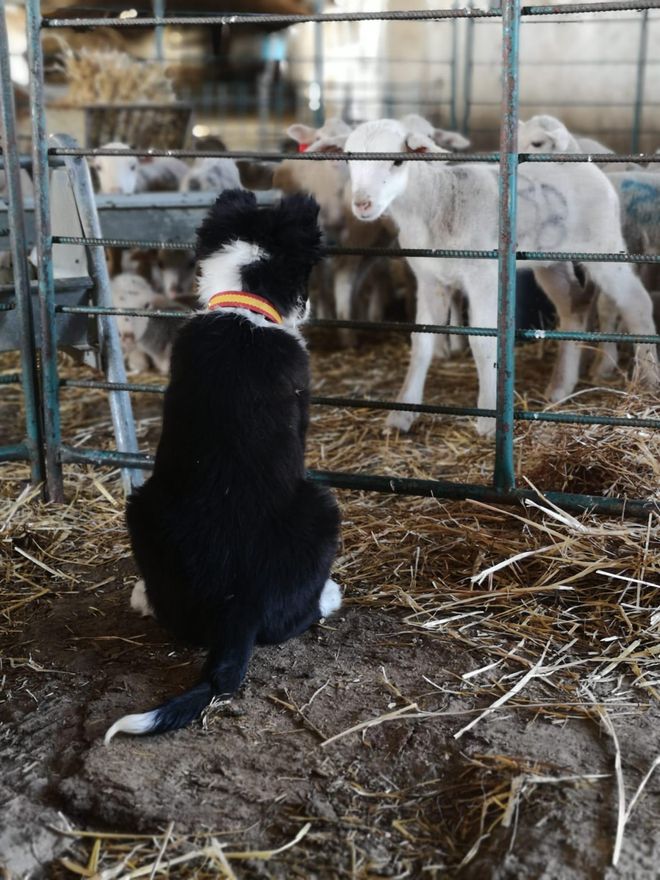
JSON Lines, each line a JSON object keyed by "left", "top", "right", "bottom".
{"left": 4, "top": 0, "right": 660, "bottom": 517}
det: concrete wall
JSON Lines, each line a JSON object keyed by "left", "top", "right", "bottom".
{"left": 286, "top": 1, "right": 660, "bottom": 152}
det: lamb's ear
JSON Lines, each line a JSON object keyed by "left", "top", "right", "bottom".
{"left": 306, "top": 136, "right": 348, "bottom": 162}
{"left": 321, "top": 117, "right": 352, "bottom": 139}
{"left": 287, "top": 123, "right": 318, "bottom": 145}
{"left": 404, "top": 132, "right": 437, "bottom": 154}
{"left": 434, "top": 129, "right": 470, "bottom": 151}
{"left": 308, "top": 133, "right": 347, "bottom": 152}
{"left": 547, "top": 126, "right": 572, "bottom": 152}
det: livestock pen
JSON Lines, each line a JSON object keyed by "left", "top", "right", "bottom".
{"left": 1, "top": 0, "right": 660, "bottom": 877}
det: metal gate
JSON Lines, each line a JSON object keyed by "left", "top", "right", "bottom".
{"left": 2, "top": 0, "right": 659, "bottom": 516}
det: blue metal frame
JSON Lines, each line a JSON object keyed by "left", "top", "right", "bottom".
{"left": 494, "top": 0, "right": 521, "bottom": 493}
{"left": 25, "top": 0, "right": 62, "bottom": 500}
{"left": 14, "top": 0, "right": 660, "bottom": 516}
{"left": 0, "top": 0, "right": 43, "bottom": 482}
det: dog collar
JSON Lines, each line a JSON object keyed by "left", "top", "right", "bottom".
{"left": 208, "top": 291, "right": 283, "bottom": 325}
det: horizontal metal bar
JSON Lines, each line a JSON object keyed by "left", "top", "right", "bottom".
{"left": 0, "top": 443, "right": 30, "bottom": 462}
{"left": 313, "top": 396, "right": 660, "bottom": 429}
{"left": 58, "top": 304, "right": 190, "bottom": 320}
{"left": 50, "top": 237, "right": 660, "bottom": 266}
{"left": 43, "top": 8, "right": 503, "bottom": 28}
{"left": 41, "top": 1, "right": 660, "bottom": 29}
{"left": 63, "top": 378, "right": 167, "bottom": 394}
{"left": 61, "top": 446, "right": 154, "bottom": 468}
{"left": 48, "top": 146, "right": 660, "bottom": 164}
{"left": 315, "top": 318, "right": 660, "bottom": 344}
{"left": 522, "top": 1, "right": 660, "bottom": 14}
{"left": 60, "top": 381, "right": 660, "bottom": 430}
{"left": 0, "top": 276, "right": 93, "bottom": 295}
{"left": 310, "top": 470, "right": 657, "bottom": 518}
{"left": 0, "top": 373, "right": 21, "bottom": 385}
{"left": 0, "top": 301, "right": 16, "bottom": 311}
{"left": 56, "top": 445, "right": 657, "bottom": 518}
{"left": 55, "top": 308, "right": 660, "bottom": 344}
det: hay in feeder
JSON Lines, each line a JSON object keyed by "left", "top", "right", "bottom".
{"left": 58, "top": 48, "right": 177, "bottom": 106}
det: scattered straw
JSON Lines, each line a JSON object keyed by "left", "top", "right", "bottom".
{"left": 1, "top": 337, "right": 659, "bottom": 874}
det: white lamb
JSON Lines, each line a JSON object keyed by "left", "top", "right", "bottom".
{"left": 319, "top": 118, "right": 658, "bottom": 435}
{"left": 519, "top": 115, "right": 641, "bottom": 173}
{"left": 179, "top": 157, "right": 242, "bottom": 193}
{"left": 283, "top": 116, "right": 469, "bottom": 344}
{"left": 92, "top": 142, "right": 189, "bottom": 195}
{"left": 111, "top": 272, "right": 189, "bottom": 373}
{"left": 520, "top": 116, "right": 659, "bottom": 378}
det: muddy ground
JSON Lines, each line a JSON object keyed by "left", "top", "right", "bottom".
{"left": 1, "top": 548, "right": 659, "bottom": 878}
{"left": 1, "top": 337, "right": 660, "bottom": 877}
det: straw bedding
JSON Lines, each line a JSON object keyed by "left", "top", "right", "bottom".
{"left": 1, "top": 335, "right": 659, "bottom": 878}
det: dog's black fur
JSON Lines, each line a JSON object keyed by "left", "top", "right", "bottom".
{"left": 106, "top": 189, "right": 341, "bottom": 740}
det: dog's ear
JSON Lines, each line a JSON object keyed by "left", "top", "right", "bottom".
{"left": 195, "top": 188, "right": 258, "bottom": 259}
{"left": 275, "top": 193, "right": 323, "bottom": 265}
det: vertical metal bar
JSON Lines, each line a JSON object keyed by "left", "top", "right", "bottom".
{"left": 313, "top": 0, "right": 325, "bottom": 126}
{"left": 52, "top": 134, "right": 144, "bottom": 495}
{"left": 257, "top": 38, "right": 275, "bottom": 152}
{"left": 449, "top": 0, "right": 459, "bottom": 131}
{"left": 462, "top": 2, "right": 475, "bottom": 137}
{"left": 493, "top": 0, "right": 520, "bottom": 493}
{"left": 0, "top": 0, "right": 43, "bottom": 485}
{"left": 631, "top": 9, "right": 648, "bottom": 154}
{"left": 25, "top": 0, "right": 64, "bottom": 501}
{"left": 153, "top": 0, "right": 165, "bottom": 61}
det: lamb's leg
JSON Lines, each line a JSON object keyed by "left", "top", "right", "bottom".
{"left": 591, "top": 293, "right": 620, "bottom": 380}
{"left": 533, "top": 264, "right": 592, "bottom": 402}
{"left": 464, "top": 282, "right": 498, "bottom": 437}
{"left": 386, "top": 275, "right": 447, "bottom": 433}
{"left": 334, "top": 262, "right": 357, "bottom": 347}
{"left": 448, "top": 289, "right": 467, "bottom": 355}
{"left": 587, "top": 262, "right": 659, "bottom": 388}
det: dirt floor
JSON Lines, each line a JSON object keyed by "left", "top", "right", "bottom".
{"left": 1, "top": 335, "right": 660, "bottom": 878}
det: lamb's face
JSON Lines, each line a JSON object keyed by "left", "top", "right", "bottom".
{"left": 92, "top": 143, "right": 138, "bottom": 195}
{"left": 518, "top": 116, "right": 572, "bottom": 154}
{"left": 345, "top": 122, "right": 410, "bottom": 222}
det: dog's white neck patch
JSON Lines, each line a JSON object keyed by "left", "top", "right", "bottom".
{"left": 196, "top": 239, "right": 268, "bottom": 306}
{"left": 196, "top": 238, "right": 306, "bottom": 345}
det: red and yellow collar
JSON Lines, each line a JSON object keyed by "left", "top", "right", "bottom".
{"left": 208, "top": 291, "right": 283, "bottom": 325}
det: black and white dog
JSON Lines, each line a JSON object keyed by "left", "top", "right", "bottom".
{"left": 105, "top": 189, "right": 342, "bottom": 743}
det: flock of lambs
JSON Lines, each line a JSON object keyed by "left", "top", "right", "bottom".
{"left": 35, "top": 112, "right": 660, "bottom": 436}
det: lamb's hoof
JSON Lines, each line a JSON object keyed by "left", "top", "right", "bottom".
{"left": 475, "top": 416, "right": 496, "bottom": 438}
{"left": 590, "top": 358, "right": 617, "bottom": 381}
{"left": 319, "top": 579, "right": 342, "bottom": 618}
{"left": 544, "top": 383, "right": 572, "bottom": 404}
{"left": 632, "top": 353, "right": 660, "bottom": 389}
{"left": 130, "top": 580, "right": 154, "bottom": 618}
{"left": 385, "top": 409, "right": 416, "bottom": 434}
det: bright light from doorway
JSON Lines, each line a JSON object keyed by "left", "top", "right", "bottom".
{"left": 308, "top": 82, "right": 321, "bottom": 112}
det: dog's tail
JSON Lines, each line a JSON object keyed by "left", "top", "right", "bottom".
{"left": 104, "top": 631, "right": 255, "bottom": 744}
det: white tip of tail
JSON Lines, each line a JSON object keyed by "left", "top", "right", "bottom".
{"left": 104, "top": 709, "right": 159, "bottom": 745}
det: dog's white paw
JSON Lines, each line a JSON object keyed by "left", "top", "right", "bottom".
{"left": 130, "top": 580, "right": 154, "bottom": 618}
{"left": 319, "top": 579, "right": 342, "bottom": 619}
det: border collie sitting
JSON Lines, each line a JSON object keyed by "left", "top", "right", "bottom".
{"left": 105, "top": 189, "right": 342, "bottom": 743}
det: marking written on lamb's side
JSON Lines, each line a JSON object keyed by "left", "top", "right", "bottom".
{"left": 518, "top": 178, "right": 568, "bottom": 250}
{"left": 621, "top": 179, "right": 660, "bottom": 226}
